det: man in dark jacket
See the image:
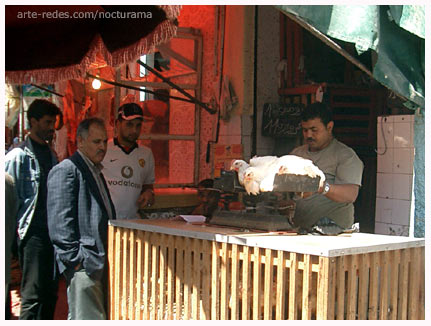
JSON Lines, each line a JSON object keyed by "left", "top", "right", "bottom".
{"left": 5, "top": 99, "right": 61, "bottom": 319}
{"left": 5, "top": 172, "right": 17, "bottom": 319}
{"left": 47, "top": 117, "right": 116, "bottom": 319}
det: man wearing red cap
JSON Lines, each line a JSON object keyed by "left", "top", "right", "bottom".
{"left": 102, "top": 103, "right": 155, "bottom": 219}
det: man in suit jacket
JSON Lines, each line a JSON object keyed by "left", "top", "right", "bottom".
{"left": 47, "top": 117, "right": 116, "bottom": 320}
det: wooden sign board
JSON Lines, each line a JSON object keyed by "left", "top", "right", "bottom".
{"left": 262, "top": 103, "right": 304, "bottom": 137}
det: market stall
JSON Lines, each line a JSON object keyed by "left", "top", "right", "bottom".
{"left": 107, "top": 219, "right": 424, "bottom": 320}
{"left": 5, "top": 5, "right": 426, "bottom": 322}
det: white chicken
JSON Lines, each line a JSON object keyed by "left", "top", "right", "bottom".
{"left": 242, "top": 155, "right": 282, "bottom": 195}
{"left": 243, "top": 166, "right": 266, "bottom": 195}
{"left": 230, "top": 159, "right": 249, "bottom": 186}
{"left": 249, "top": 155, "right": 279, "bottom": 169}
{"left": 232, "top": 155, "right": 325, "bottom": 195}
{"left": 259, "top": 155, "right": 326, "bottom": 193}
{"left": 240, "top": 155, "right": 280, "bottom": 194}
{"left": 278, "top": 155, "right": 326, "bottom": 187}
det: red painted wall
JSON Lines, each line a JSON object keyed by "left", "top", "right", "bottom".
{"left": 177, "top": 5, "right": 217, "bottom": 180}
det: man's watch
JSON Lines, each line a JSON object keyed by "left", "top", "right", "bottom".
{"left": 321, "top": 181, "right": 330, "bottom": 195}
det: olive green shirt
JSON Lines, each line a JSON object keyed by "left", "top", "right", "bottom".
{"left": 290, "top": 138, "right": 364, "bottom": 229}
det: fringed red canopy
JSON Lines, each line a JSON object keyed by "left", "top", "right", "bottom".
{"left": 5, "top": 5, "right": 182, "bottom": 84}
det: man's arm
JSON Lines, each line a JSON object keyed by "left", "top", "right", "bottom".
{"left": 5, "top": 150, "right": 23, "bottom": 204}
{"left": 321, "top": 147, "right": 363, "bottom": 203}
{"left": 47, "top": 163, "right": 82, "bottom": 270}
{"left": 138, "top": 184, "right": 155, "bottom": 208}
{"left": 137, "top": 149, "right": 156, "bottom": 208}
{"left": 318, "top": 183, "right": 359, "bottom": 203}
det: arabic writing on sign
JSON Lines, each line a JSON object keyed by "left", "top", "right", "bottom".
{"left": 262, "top": 103, "right": 303, "bottom": 137}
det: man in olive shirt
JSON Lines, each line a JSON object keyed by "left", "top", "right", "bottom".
{"left": 290, "top": 102, "right": 364, "bottom": 230}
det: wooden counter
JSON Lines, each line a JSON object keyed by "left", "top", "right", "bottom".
{"left": 107, "top": 219, "right": 425, "bottom": 320}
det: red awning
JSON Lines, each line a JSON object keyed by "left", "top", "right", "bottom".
{"left": 5, "top": 5, "right": 181, "bottom": 84}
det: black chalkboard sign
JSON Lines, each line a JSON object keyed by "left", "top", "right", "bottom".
{"left": 262, "top": 103, "right": 303, "bottom": 137}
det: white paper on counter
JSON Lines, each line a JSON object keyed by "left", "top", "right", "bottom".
{"left": 179, "top": 215, "right": 206, "bottom": 223}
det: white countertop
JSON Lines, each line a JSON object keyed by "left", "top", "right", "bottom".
{"left": 109, "top": 219, "right": 424, "bottom": 257}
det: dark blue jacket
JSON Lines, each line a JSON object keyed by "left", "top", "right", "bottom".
{"left": 5, "top": 136, "right": 58, "bottom": 240}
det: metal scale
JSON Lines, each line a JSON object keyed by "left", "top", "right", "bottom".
{"left": 209, "top": 170, "right": 321, "bottom": 231}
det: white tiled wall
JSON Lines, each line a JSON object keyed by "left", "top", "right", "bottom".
{"left": 375, "top": 115, "right": 414, "bottom": 236}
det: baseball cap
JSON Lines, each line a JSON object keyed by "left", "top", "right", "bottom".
{"left": 117, "top": 103, "right": 144, "bottom": 120}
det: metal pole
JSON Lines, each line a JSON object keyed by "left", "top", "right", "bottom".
{"left": 137, "top": 59, "right": 216, "bottom": 114}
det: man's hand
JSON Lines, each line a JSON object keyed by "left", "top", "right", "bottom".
{"left": 137, "top": 189, "right": 155, "bottom": 208}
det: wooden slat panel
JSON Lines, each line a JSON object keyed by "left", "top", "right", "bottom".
{"left": 335, "top": 127, "right": 369, "bottom": 134}
{"left": 108, "top": 226, "right": 115, "bottom": 320}
{"left": 408, "top": 248, "right": 420, "bottom": 320}
{"left": 263, "top": 248, "right": 273, "bottom": 320}
{"left": 327, "top": 257, "right": 336, "bottom": 320}
{"left": 347, "top": 255, "right": 359, "bottom": 320}
{"left": 183, "top": 237, "right": 192, "bottom": 319}
{"left": 114, "top": 227, "right": 122, "bottom": 320}
{"left": 142, "top": 232, "right": 150, "bottom": 319}
{"left": 275, "top": 250, "right": 286, "bottom": 320}
{"left": 192, "top": 239, "right": 201, "bottom": 319}
{"left": 418, "top": 246, "right": 425, "bottom": 319}
{"left": 159, "top": 234, "right": 167, "bottom": 320}
{"left": 397, "top": 249, "right": 409, "bottom": 320}
{"left": 316, "top": 256, "right": 326, "bottom": 320}
{"left": 175, "top": 237, "right": 184, "bottom": 320}
{"left": 166, "top": 235, "right": 175, "bottom": 320}
{"left": 302, "top": 254, "right": 312, "bottom": 320}
{"left": 241, "top": 245, "right": 251, "bottom": 320}
{"left": 368, "top": 252, "right": 380, "bottom": 320}
{"left": 316, "top": 256, "right": 335, "bottom": 320}
{"left": 135, "top": 230, "right": 143, "bottom": 320}
{"left": 331, "top": 102, "right": 372, "bottom": 109}
{"left": 230, "top": 244, "right": 240, "bottom": 320}
{"left": 201, "top": 240, "right": 211, "bottom": 320}
{"left": 108, "top": 224, "right": 424, "bottom": 321}
{"left": 333, "top": 114, "right": 371, "bottom": 121}
{"left": 150, "top": 237, "right": 158, "bottom": 319}
{"left": 211, "top": 241, "right": 220, "bottom": 319}
{"left": 379, "top": 251, "right": 390, "bottom": 320}
{"left": 121, "top": 229, "right": 129, "bottom": 319}
{"left": 336, "top": 255, "right": 345, "bottom": 319}
{"left": 288, "top": 252, "right": 298, "bottom": 320}
{"left": 279, "top": 84, "right": 322, "bottom": 96}
{"left": 253, "top": 246, "right": 262, "bottom": 320}
{"left": 357, "top": 253, "right": 370, "bottom": 320}
{"left": 128, "top": 230, "right": 136, "bottom": 320}
{"left": 220, "top": 242, "right": 228, "bottom": 319}
{"left": 389, "top": 250, "right": 400, "bottom": 320}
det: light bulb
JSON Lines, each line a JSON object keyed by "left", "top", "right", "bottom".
{"left": 92, "top": 78, "right": 101, "bottom": 90}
